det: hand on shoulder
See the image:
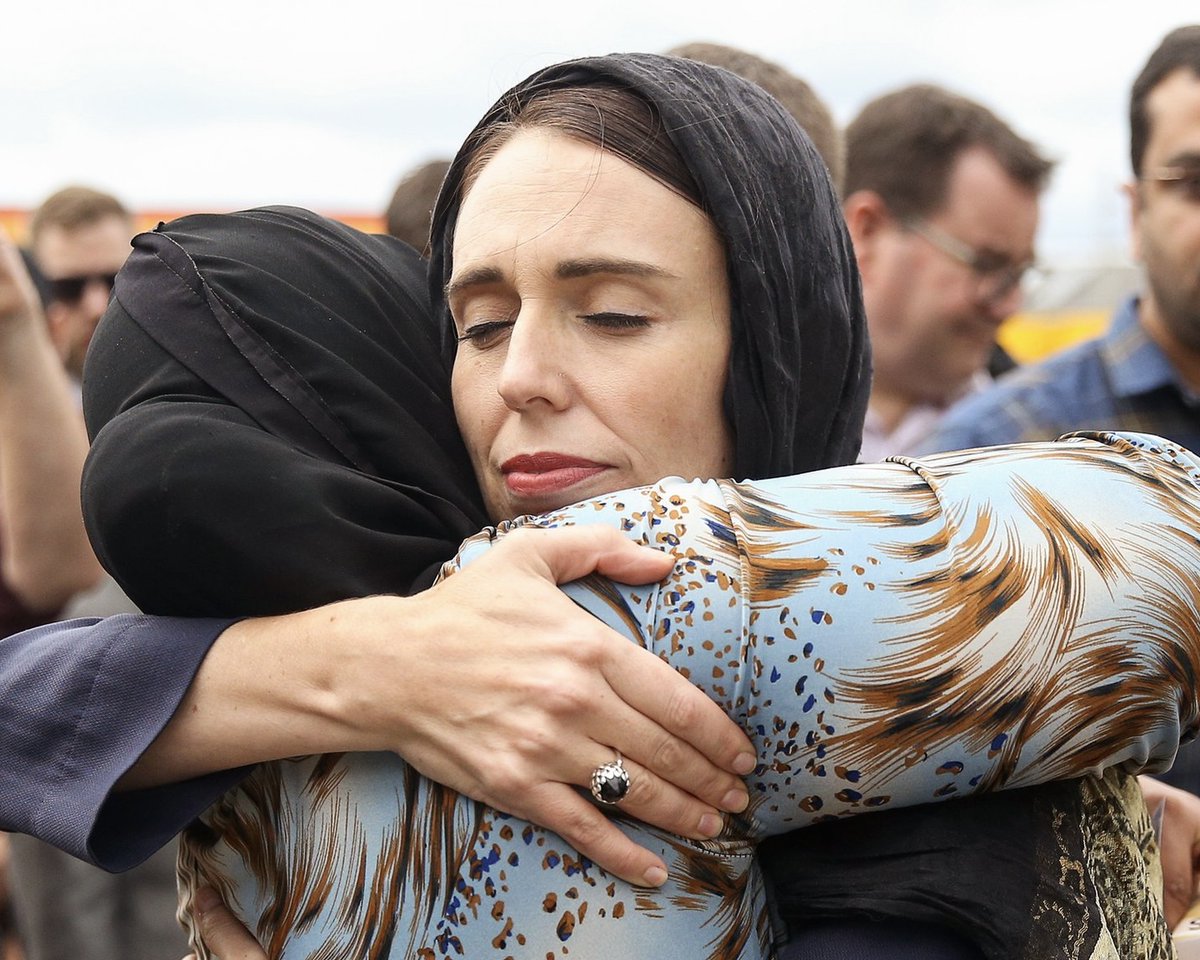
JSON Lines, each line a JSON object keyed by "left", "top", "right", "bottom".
{"left": 334, "top": 525, "right": 755, "bottom": 886}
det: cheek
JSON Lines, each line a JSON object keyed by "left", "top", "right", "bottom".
{"left": 640, "top": 336, "right": 732, "bottom": 470}
{"left": 450, "top": 361, "right": 497, "bottom": 467}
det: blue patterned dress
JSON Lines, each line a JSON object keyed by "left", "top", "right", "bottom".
{"left": 179, "top": 433, "right": 1200, "bottom": 959}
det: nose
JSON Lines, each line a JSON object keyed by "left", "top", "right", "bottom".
{"left": 982, "top": 281, "right": 1024, "bottom": 325}
{"left": 80, "top": 277, "right": 114, "bottom": 324}
{"left": 495, "top": 310, "right": 570, "bottom": 412}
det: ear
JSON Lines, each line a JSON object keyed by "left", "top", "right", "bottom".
{"left": 841, "top": 190, "right": 894, "bottom": 275}
{"left": 1122, "top": 180, "right": 1144, "bottom": 263}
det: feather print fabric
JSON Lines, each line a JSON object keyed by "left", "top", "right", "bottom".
{"left": 180, "top": 432, "right": 1200, "bottom": 959}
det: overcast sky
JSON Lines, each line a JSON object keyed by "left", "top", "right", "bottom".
{"left": 4, "top": 0, "right": 1197, "bottom": 263}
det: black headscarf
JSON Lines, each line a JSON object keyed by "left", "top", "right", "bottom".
{"left": 430, "top": 53, "right": 871, "bottom": 479}
{"left": 85, "top": 55, "right": 869, "bottom": 614}
{"left": 82, "top": 206, "right": 486, "bottom": 616}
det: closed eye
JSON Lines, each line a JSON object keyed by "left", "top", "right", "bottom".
{"left": 457, "top": 319, "right": 514, "bottom": 347}
{"left": 581, "top": 312, "right": 650, "bottom": 330}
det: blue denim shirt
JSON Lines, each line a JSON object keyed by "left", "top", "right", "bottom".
{"left": 923, "top": 296, "right": 1200, "bottom": 455}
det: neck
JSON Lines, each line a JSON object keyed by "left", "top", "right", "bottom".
{"left": 1139, "top": 297, "right": 1200, "bottom": 394}
{"left": 867, "top": 388, "right": 919, "bottom": 435}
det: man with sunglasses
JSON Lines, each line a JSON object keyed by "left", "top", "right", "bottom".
{"left": 841, "top": 83, "right": 1054, "bottom": 462}
{"left": 29, "top": 186, "right": 132, "bottom": 380}
{"left": 925, "top": 25, "right": 1200, "bottom": 929}
{"left": 2, "top": 190, "right": 186, "bottom": 960}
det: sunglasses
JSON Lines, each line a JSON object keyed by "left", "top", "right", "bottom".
{"left": 46, "top": 272, "right": 118, "bottom": 305}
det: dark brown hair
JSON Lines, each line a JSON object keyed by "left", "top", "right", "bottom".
{"left": 1130, "top": 25, "right": 1200, "bottom": 176}
{"left": 458, "top": 83, "right": 703, "bottom": 209}
{"left": 30, "top": 185, "right": 130, "bottom": 246}
{"left": 844, "top": 83, "right": 1053, "bottom": 219}
{"left": 385, "top": 159, "right": 452, "bottom": 255}
{"left": 666, "top": 41, "right": 844, "bottom": 194}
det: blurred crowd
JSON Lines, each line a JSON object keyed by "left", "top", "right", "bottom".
{"left": 3, "top": 25, "right": 1200, "bottom": 960}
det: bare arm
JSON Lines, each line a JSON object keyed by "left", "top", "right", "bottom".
{"left": 123, "top": 526, "right": 756, "bottom": 887}
{"left": 0, "top": 230, "right": 102, "bottom": 609}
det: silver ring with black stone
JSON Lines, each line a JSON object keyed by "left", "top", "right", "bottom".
{"left": 590, "top": 750, "right": 631, "bottom": 805}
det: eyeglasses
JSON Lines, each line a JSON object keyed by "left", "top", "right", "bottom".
{"left": 902, "top": 217, "right": 1039, "bottom": 307}
{"left": 46, "top": 272, "right": 118, "bottom": 305}
{"left": 1141, "top": 166, "right": 1200, "bottom": 204}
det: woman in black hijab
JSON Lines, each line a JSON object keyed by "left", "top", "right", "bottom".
{"left": 75, "top": 56, "right": 1200, "bottom": 958}
{"left": 84, "top": 207, "right": 486, "bottom": 614}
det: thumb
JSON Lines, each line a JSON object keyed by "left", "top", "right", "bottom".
{"left": 194, "top": 886, "right": 266, "bottom": 960}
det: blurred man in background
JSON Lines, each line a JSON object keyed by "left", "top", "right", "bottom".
{"left": 842, "top": 84, "right": 1054, "bottom": 460}
{"left": 29, "top": 187, "right": 133, "bottom": 381}
{"left": 384, "top": 158, "right": 451, "bottom": 256}
{"left": 929, "top": 27, "right": 1200, "bottom": 459}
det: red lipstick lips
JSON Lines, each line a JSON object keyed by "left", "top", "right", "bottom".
{"left": 501, "top": 453, "right": 609, "bottom": 499}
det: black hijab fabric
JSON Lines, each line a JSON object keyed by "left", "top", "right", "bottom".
{"left": 429, "top": 53, "right": 872, "bottom": 479}
{"left": 82, "top": 206, "right": 486, "bottom": 616}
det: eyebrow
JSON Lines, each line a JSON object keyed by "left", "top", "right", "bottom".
{"left": 555, "top": 257, "right": 678, "bottom": 281}
{"left": 1164, "top": 149, "right": 1200, "bottom": 169}
{"left": 445, "top": 265, "right": 503, "bottom": 300}
{"left": 446, "top": 257, "right": 678, "bottom": 299}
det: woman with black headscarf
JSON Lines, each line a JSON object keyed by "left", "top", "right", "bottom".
{"left": 8, "top": 54, "right": 1199, "bottom": 958}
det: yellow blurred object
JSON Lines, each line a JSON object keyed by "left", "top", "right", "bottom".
{"left": 997, "top": 309, "right": 1113, "bottom": 364}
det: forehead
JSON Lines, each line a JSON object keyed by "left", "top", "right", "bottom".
{"left": 34, "top": 215, "right": 131, "bottom": 277}
{"left": 1143, "top": 68, "right": 1200, "bottom": 165}
{"left": 935, "top": 145, "right": 1039, "bottom": 254}
{"left": 453, "top": 129, "right": 716, "bottom": 267}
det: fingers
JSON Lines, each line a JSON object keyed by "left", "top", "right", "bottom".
{"left": 605, "top": 640, "right": 756, "bottom": 794}
{"left": 598, "top": 750, "right": 726, "bottom": 841}
{"left": 0, "top": 227, "right": 43, "bottom": 329}
{"left": 518, "top": 782, "right": 669, "bottom": 887}
{"left": 193, "top": 886, "right": 268, "bottom": 960}
{"left": 493, "top": 526, "right": 755, "bottom": 817}
{"left": 508, "top": 526, "right": 676, "bottom": 586}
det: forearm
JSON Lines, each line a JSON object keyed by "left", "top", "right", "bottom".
{"left": 0, "top": 315, "right": 101, "bottom": 609}
{"left": 118, "top": 596, "right": 413, "bottom": 790}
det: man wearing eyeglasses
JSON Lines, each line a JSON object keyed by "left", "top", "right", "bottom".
{"left": 28, "top": 186, "right": 132, "bottom": 381}
{"left": 928, "top": 26, "right": 1200, "bottom": 466}
{"left": 841, "top": 83, "right": 1054, "bottom": 462}
{"left": 924, "top": 25, "right": 1200, "bottom": 930}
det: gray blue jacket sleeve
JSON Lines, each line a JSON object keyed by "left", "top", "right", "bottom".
{"left": 0, "top": 614, "right": 243, "bottom": 871}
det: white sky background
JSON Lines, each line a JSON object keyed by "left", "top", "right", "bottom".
{"left": 3, "top": 0, "right": 1198, "bottom": 264}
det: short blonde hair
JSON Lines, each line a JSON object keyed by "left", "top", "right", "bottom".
{"left": 30, "top": 186, "right": 130, "bottom": 246}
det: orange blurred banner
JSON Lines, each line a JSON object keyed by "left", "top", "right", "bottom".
{"left": 0, "top": 206, "right": 384, "bottom": 245}
{"left": 2, "top": 205, "right": 1115, "bottom": 367}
